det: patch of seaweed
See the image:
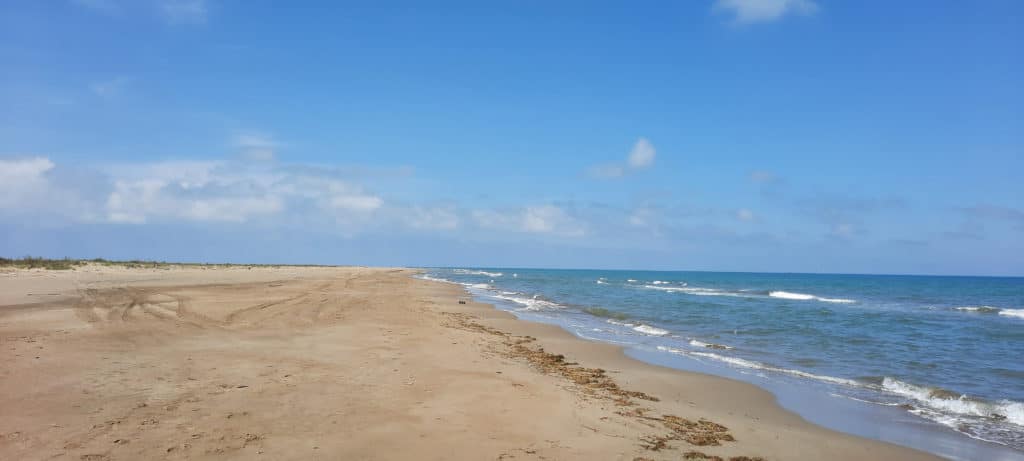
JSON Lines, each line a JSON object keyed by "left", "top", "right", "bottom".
{"left": 683, "top": 453, "right": 766, "bottom": 461}
{"left": 442, "top": 312, "right": 658, "bottom": 404}
{"left": 441, "top": 312, "right": 761, "bottom": 458}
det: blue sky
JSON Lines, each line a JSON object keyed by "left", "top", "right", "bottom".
{"left": 1, "top": 0, "right": 1022, "bottom": 275}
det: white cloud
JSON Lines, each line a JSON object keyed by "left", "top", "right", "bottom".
{"left": 473, "top": 205, "right": 585, "bottom": 237}
{"left": 90, "top": 76, "right": 130, "bottom": 97}
{"left": 0, "top": 156, "right": 108, "bottom": 220}
{"left": 714, "top": 0, "right": 818, "bottom": 25}
{"left": 587, "top": 137, "right": 656, "bottom": 180}
{"left": 101, "top": 160, "right": 389, "bottom": 224}
{"left": 737, "top": 208, "right": 755, "bottom": 221}
{"left": 159, "top": 0, "right": 207, "bottom": 24}
{"left": 0, "top": 157, "right": 56, "bottom": 209}
{"left": 328, "top": 195, "right": 383, "bottom": 212}
{"left": 627, "top": 137, "right": 656, "bottom": 169}
{"left": 406, "top": 206, "right": 460, "bottom": 230}
{"left": 628, "top": 207, "right": 655, "bottom": 228}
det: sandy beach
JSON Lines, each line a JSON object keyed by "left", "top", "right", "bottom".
{"left": 0, "top": 265, "right": 940, "bottom": 460}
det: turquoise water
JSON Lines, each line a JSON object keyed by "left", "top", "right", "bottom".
{"left": 422, "top": 268, "right": 1024, "bottom": 457}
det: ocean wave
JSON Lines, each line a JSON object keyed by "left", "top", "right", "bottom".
{"left": 627, "top": 279, "right": 638, "bottom": 283}
{"left": 999, "top": 309, "right": 1024, "bottom": 319}
{"left": 417, "top": 274, "right": 457, "bottom": 284}
{"left": 596, "top": 279, "right": 607, "bottom": 284}
{"left": 954, "top": 306, "right": 1001, "bottom": 314}
{"left": 491, "top": 293, "right": 564, "bottom": 311}
{"left": 643, "top": 285, "right": 748, "bottom": 297}
{"left": 881, "top": 377, "right": 1024, "bottom": 427}
{"left": 769, "top": 291, "right": 855, "bottom": 304}
{"left": 688, "top": 339, "right": 733, "bottom": 350}
{"left": 606, "top": 319, "right": 636, "bottom": 327}
{"left": 633, "top": 324, "right": 670, "bottom": 336}
{"left": 657, "top": 346, "right": 861, "bottom": 387}
{"left": 453, "top": 269, "right": 503, "bottom": 277}
{"left": 651, "top": 280, "right": 669, "bottom": 285}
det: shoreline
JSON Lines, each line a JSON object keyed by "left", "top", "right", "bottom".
{"left": 0, "top": 265, "right": 949, "bottom": 459}
{"left": 437, "top": 275, "right": 949, "bottom": 461}
{"left": 433, "top": 269, "right": 1024, "bottom": 461}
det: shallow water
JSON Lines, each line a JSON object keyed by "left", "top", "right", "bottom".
{"left": 422, "top": 268, "right": 1024, "bottom": 459}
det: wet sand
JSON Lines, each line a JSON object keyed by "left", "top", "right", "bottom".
{"left": 0, "top": 265, "right": 940, "bottom": 460}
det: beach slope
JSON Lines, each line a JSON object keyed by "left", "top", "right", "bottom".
{"left": 0, "top": 265, "right": 938, "bottom": 460}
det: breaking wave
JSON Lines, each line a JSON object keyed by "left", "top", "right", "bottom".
{"left": 633, "top": 324, "right": 670, "bottom": 336}
{"left": 999, "top": 309, "right": 1024, "bottom": 319}
{"left": 881, "top": 377, "right": 1024, "bottom": 427}
{"left": 453, "top": 269, "right": 503, "bottom": 277}
{"left": 769, "top": 291, "right": 855, "bottom": 303}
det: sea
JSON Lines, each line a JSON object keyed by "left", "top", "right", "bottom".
{"left": 419, "top": 268, "right": 1024, "bottom": 461}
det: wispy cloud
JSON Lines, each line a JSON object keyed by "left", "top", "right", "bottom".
{"left": 473, "top": 205, "right": 585, "bottom": 237}
{"left": 90, "top": 76, "right": 131, "bottom": 97}
{"left": 159, "top": 0, "right": 208, "bottom": 24}
{"left": 749, "top": 170, "right": 778, "bottom": 184}
{"left": 234, "top": 132, "right": 279, "bottom": 161}
{"left": 587, "top": 137, "right": 656, "bottom": 180}
{"left": 71, "top": 0, "right": 209, "bottom": 24}
{"left": 714, "top": 0, "right": 818, "bottom": 25}
{"left": 71, "top": 0, "right": 120, "bottom": 14}
{"left": 627, "top": 138, "right": 656, "bottom": 169}
{"left": 405, "top": 205, "right": 460, "bottom": 231}
{"left": 957, "top": 205, "right": 1024, "bottom": 232}
{"left": 799, "top": 195, "right": 905, "bottom": 240}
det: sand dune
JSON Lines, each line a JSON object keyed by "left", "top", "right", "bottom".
{"left": 0, "top": 265, "right": 937, "bottom": 460}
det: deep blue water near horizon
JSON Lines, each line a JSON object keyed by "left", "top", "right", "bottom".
{"left": 420, "top": 268, "right": 1024, "bottom": 460}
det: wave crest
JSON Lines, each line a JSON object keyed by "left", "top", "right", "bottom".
{"left": 453, "top": 269, "right": 503, "bottom": 277}
{"left": 769, "top": 291, "right": 855, "bottom": 304}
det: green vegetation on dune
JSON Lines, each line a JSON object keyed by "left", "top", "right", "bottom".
{"left": 0, "top": 256, "right": 85, "bottom": 270}
{"left": 0, "top": 256, "right": 342, "bottom": 270}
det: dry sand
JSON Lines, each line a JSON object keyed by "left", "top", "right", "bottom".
{"left": 0, "top": 265, "right": 940, "bottom": 460}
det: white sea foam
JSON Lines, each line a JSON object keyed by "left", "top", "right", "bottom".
{"left": 417, "top": 274, "right": 457, "bottom": 284}
{"left": 644, "top": 285, "right": 746, "bottom": 297}
{"left": 881, "top": 378, "right": 1024, "bottom": 427}
{"left": 657, "top": 347, "right": 860, "bottom": 387}
{"left": 632, "top": 324, "right": 670, "bottom": 336}
{"left": 769, "top": 291, "right": 855, "bottom": 304}
{"left": 454, "top": 269, "right": 503, "bottom": 277}
{"left": 606, "top": 319, "right": 636, "bottom": 327}
{"left": 627, "top": 279, "right": 638, "bottom": 283}
{"left": 652, "top": 280, "right": 669, "bottom": 285}
{"left": 596, "top": 279, "right": 607, "bottom": 284}
{"left": 492, "top": 293, "right": 564, "bottom": 311}
{"left": 688, "top": 339, "right": 733, "bottom": 350}
{"left": 770, "top": 290, "right": 814, "bottom": 300}
{"left": 999, "top": 309, "right": 1024, "bottom": 319}
{"left": 954, "top": 306, "right": 999, "bottom": 312}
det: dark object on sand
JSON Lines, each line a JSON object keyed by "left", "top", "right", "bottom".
{"left": 458, "top": 300, "right": 467, "bottom": 304}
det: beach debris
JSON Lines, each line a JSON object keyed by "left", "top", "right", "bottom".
{"left": 440, "top": 311, "right": 750, "bottom": 456}
{"left": 441, "top": 312, "right": 657, "bottom": 404}
{"left": 682, "top": 452, "right": 765, "bottom": 461}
